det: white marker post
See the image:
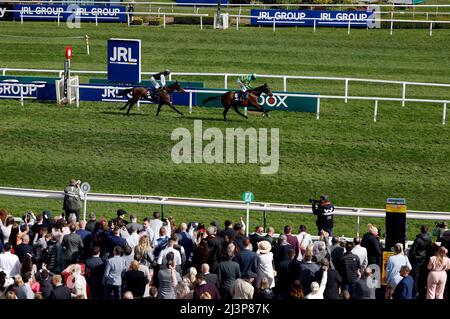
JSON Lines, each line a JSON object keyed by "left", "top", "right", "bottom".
{"left": 80, "top": 182, "right": 91, "bottom": 221}
{"left": 242, "top": 191, "right": 254, "bottom": 237}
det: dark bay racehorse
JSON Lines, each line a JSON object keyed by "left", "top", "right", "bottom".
{"left": 202, "top": 83, "right": 273, "bottom": 121}
{"left": 119, "top": 81, "right": 185, "bottom": 116}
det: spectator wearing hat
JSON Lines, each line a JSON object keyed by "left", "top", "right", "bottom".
{"left": 126, "top": 213, "right": 143, "bottom": 235}
{"left": 85, "top": 213, "right": 97, "bottom": 233}
{"left": 256, "top": 240, "right": 275, "bottom": 289}
{"left": 361, "top": 224, "right": 382, "bottom": 267}
{"left": 230, "top": 271, "right": 256, "bottom": 299}
{"left": 193, "top": 272, "right": 220, "bottom": 299}
{"left": 63, "top": 179, "right": 83, "bottom": 222}
{"left": 0, "top": 243, "right": 21, "bottom": 278}
{"left": 113, "top": 209, "right": 128, "bottom": 227}
{"left": 312, "top": 195, "right": 334, "bottom": 236}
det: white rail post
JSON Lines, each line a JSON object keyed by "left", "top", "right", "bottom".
{"left": 20, "top": 85, "right": 24, "bottom": 107}
{"left": 313, "top": 18, "right": 316, "bottom": 33}
{"left": 390, "top": 19, "right": 394, "bottom": 35}
{"left": 347, "top": 20, "right": 351, "bottom": 35}
{"left": 163, "top": 14, "right": 166, "bottom": 28}
{"left": 273, "top": 18, "right": 276, "bottom": 32}
{"left": 76, "top": 85, "right": 80, "bottom": 108}
{"left": 137, "top": 100, "right": 140, "bottom": 112}
{"left": 189, "top": 91, "right": 193, "bottom": 114}
{"left": 443, "top": 103, "right": 447, "bottom": 126}
{"left": 236, "top": 15, "right": 240, "bottom": 30}
{"left": 429, "top": 22, "right": 433, "bottom": 37}
{"left": 344, "top": 79, "right": 349, "bottom": 103}
{"left": 83, "top": 194, "right": 87, "bottom": 222}
{"left": 21, "top": 14, "right": 23, "bottom": 25}
{"left": 244, "top": 107, "right": 248, "bottom": 116}
{"left": 57, "top": 13, "right": 60, "bottom": 26}
{"left": 85, "top": 35, "right": 90, "bottom": 55}
{"left": 356, "top": 210, "right": 361, "bottom": 238}
{"left": 224, "top": 74, "right": 228, "bottom": 89}
{"left": 200, "top": 16, "right": 203, "bottom": 30}
{"left": 127, "top": 12, "right": 130, "bottom": 27}
{"left": 316, "top": 97, "right": 320, "bottom": 120}
{"left": 402, "top": 82, "right": 406, "bottom": 107}
{"left": 95, "top": 14, "right": 98, "bottom": 27}
{"left": 283, "top": 76, "right": 287, "bottom": 92}
{"left": 374, "top": 100, "right": 378, "bottom": 122}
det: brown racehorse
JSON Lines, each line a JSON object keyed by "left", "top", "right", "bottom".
{"left": 119, "top": 81, "right": 185, "bottom": 116}
{"left": 202, "top": 83, "right": 273, "bottom": 121}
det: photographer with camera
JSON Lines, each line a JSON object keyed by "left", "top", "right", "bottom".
{"left": 63, "top": 179, "right": 83, "bottom": 223}
{"left": 310, "top": 195, "right": 334, "bottom": 236}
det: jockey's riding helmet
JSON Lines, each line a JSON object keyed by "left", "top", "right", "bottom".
{"left": 251, "top": 73, "right": 256, "bottom": 80}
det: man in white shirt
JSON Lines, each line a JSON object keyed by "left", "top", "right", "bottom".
{"left": 126, "top": 225, "right": 140, "bottom": 250}
{"left": 140, "top": 218, "right": 155, "bottom": 243}
{"left": 352, "top": 237, "right": 368, "bottom": 269}
{"left": 149, "top": 212, "right": 163, "bottom": 237}
{"left": 0, "top": 243, "right": 21, "bottom": 278}
{"left": 296, "top": 225, "right": 312, "bottom": 261}
{"left": 157, "top": 238, "right": 182, "bottom": 269}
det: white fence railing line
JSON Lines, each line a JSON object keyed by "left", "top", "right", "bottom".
{"left": 0, "top": 186, "right": 448, "bottom": 234}
{"left": 5, "top": 1, "right": 450, "bottom": 8}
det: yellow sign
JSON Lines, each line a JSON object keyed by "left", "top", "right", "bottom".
{"left": 385, "top": 204, "right": 407, "bottom": 213}
{"left": 382, "top": 251, "right": 395, "bottom": 286}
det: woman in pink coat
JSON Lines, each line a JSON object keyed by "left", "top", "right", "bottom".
{"left": 426, "top": 246, "right": 450, "bottom": 299}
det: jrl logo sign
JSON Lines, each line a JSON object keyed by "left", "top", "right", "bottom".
{"left": 109, "top": 47, "right": 138, "bottom": 65}
{"left": 107, "top": 39, "right": 141, "bottom": 84}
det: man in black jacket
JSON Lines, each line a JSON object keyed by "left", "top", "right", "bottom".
{"left": 361, "top": 225, "right": 382, "bottom": 267}
{"left": 408, "top": 225, "right": 432, "bottom": 298}
{"left": 312, "top": 195, "right": 334, "bottom": 236}
{"left": 340, "top": 242, "right": 361, "bottom": 295}
{"left": 62, "top": 223, "right": 83, "bottom": 267}
{"left": 49, "top": 275, "right": 72, "bottom": 299}
{"left": 85, "top": 246, "right": 106, "bottom": 299}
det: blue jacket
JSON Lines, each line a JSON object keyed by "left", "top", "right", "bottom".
{"left": 393, "top": 275, "right": 414, "bottom": 299}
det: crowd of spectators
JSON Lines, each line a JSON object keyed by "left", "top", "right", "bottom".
{"left": 0, "top": 206, "right": 449, "bottom": 300}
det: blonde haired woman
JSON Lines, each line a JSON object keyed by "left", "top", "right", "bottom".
{"left": 386, "top": 243, "right": 411, "bottom": 289}
{"left": 69, "top": 264, "right": 87, "bottom": 299}
{"left": 426, "top": 246, "right": 450, "bottom": 299}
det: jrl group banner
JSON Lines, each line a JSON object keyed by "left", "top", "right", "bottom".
{"left": 13, "top": 4, "right": 127, "bottom": 22}
{"left": 251, "top": 8, "right": 380, "bottom": 28}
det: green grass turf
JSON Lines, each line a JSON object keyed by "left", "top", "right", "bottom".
{"left": 0, "top": 22, "right": 449, "bottom": 238}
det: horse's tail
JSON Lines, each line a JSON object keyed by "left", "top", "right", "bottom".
{"left": 202, "top": 96, "right": 220, "bottom": 104}
{"left": 118, "top": 88, "right": 134, "bottom": 97}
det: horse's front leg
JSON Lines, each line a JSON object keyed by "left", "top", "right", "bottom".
{"left": 167, "top": 102, "right": 183, "bottom": 116}
{"left": 156, "top": 102, "right": 163, "bottom": 116}
{"left": 232, "top": 104, "right": 248, "bottom": 120}
{"left": 127, "top": 100, "right": 135, "bottom": 115}
{"left": 120, "top": 100, "right": 130, "bottom": 110}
